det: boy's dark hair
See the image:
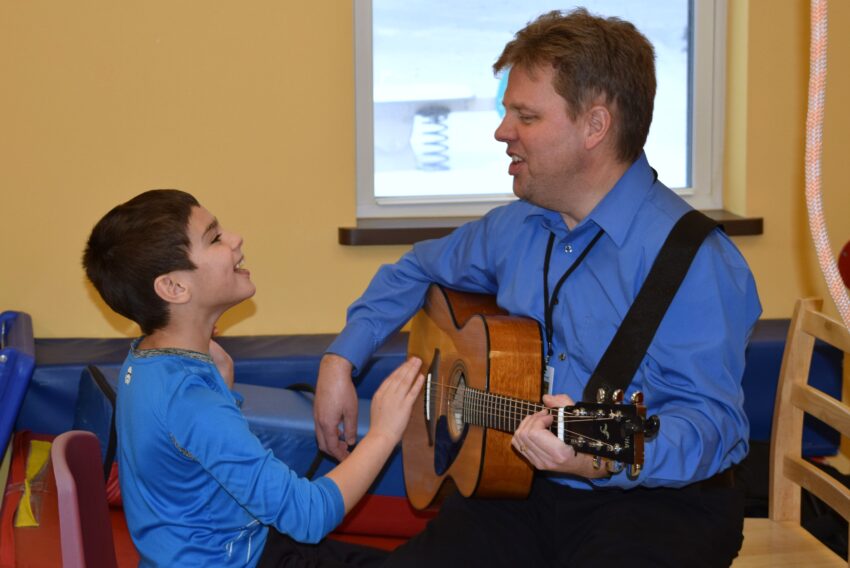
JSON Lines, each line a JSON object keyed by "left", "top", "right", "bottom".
{"left": 494, "top": 8, "right": 656, "bottom": 164}
{"left": 83, "top": 189, "right": 199, "bottom": 335}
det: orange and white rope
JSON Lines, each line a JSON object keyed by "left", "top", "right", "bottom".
{"left": 806, "top": 0, "right": 850, "bottom": 328}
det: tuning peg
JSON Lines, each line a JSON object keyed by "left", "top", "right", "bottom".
{"left": 612, "top": 389, "right": 624, "bottom": 403}
{"left": 645, "top": 415, "right": 661, "bottom": 438}
{"left": 630, "top": 391, "right": 643, "bottom": 404}
{"left": 596, "top": 387, "right": 608, "bottom": 403}
{"left": 607, "top": 460, "right": 624, "bottom": 474}
{"left": 593, "top": 456, "right": 603, "bottom": 470}
{"left": 628, "top": 463, "right": 642, "bottom": 480}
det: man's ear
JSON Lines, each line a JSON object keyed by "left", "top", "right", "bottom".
{"left": 584, "top": 104, "right": 612, "bottom": 151}
{"left": 153, "top": 273, "right": 191, "bottom": 305}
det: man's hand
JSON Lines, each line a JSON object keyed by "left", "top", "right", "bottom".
{"left": 315, "top": 354, "right": 359, "bottom": 461}
{"left": 512, "top": 393, "right": 610, "bottom": 479}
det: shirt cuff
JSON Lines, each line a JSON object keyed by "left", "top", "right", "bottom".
{"left": 326, "top": 321, "right": 380, "bottom": 377}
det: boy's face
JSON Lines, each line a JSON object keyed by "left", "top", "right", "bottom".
{"left": 179, "top": 205, "right": 255, "bottom": 311}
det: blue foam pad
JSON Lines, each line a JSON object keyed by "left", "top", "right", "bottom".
{"left": 741, "top": 319, "right": 841, "bottom": 455}
{"left": 18, "top": 333, "right": 407, "bottom": 435}
{"left": 0, "top": 311, "right": 35, "bottom": 455}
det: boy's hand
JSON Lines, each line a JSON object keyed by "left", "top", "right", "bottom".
{"left": 368, "top": 357, "right": 425, "bottom": 446}
{"left": 209, "top": 338, "right": 234, "bottom": 389}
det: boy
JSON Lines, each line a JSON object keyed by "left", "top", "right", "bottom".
{"left": 83, "top": 189, "right": 424, "bottom": 567}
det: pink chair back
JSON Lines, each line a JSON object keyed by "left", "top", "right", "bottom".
{"left": 51, "top": 430, "right": 118, "bottom": 568}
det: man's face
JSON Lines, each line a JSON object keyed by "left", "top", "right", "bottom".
{"left": 495, "top": 65, "right": 588, "bottom": 210}
{"left": 180, "top": 205, "right": 255, "bottom": 311}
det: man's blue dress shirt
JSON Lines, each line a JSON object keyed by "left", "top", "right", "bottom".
{"left": 329, "top": 153, "right": 761, "bottom": 490}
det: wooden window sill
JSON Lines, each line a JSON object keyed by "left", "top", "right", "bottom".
{"left": 338, "top": 210, "right": 763, "bottom": 246}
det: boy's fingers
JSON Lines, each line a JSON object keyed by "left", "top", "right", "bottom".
{"left": 403, "top": 356, "right": 422, "bottom": 374}
{"left": 386, "top": 357, "right": 421, "bottom": 389}
{"left": 407, "top": 373, "right": 425, "bottom": 400}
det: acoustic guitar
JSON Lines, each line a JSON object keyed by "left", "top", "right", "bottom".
{"left": 402, "top": 284, "right": 657, "bottom": 510}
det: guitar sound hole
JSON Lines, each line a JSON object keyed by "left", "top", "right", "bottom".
{"left": 449, "top": 374, "right": 466, "bottom": 439}
{"left": 432, "top": 362, "right": 470, "bottom": 477}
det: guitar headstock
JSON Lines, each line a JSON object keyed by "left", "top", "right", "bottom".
{"left": 552, "top": 390, "right": 659, "bottom": 477}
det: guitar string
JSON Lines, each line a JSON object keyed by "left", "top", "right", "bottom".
{"left": 423, "top": 381, "right": 629, "bottom": 418}
{"left": 425, "top": 388, "right": 623, "bottom": 427}
{"left": 423, "top": 381, "right": 629, "bottom": 451}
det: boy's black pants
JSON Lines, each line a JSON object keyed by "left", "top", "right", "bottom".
{"left": 258, "top": 529, "right": 388, "bottom": 568}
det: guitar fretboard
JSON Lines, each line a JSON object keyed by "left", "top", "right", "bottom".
{"left": 459, "top": 386, "right": 546, "bottom": 433}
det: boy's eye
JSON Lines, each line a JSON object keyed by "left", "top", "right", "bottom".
{"left": 211, "top": 233, "right": 222, "bottom": 244}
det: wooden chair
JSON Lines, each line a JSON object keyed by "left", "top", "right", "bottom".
{"left": 734, "top": 298, "right": 850, "bottom": 567}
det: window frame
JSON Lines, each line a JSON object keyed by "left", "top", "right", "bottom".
{"left": 353, "top": 0, "right": 727, "bottom": 220}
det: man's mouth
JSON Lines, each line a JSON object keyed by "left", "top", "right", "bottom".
{"left": 508, "top": 153, "right": 525, "bottom": 175}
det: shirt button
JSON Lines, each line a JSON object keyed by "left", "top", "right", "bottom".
{"left": 558, "top": 353, "right": 567, "bottom": 361}
{"left": 564, "top": 244, "right": 574, "bottom": 253}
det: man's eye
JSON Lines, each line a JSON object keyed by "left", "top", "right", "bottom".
{"left": 519, "top": 115, "right": 535, "bottom": 124}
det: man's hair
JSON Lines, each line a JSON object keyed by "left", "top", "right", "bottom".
{"left": 83, "top": 189, "right": 199, "bottom": 335}
{"left": 494, "top": 8, "right": 656, "bottom": 163}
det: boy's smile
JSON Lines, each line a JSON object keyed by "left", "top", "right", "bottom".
{"left": 180, "top": 205, "right": 256, "bottom": 311}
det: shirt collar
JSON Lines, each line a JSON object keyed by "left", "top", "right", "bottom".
{"left": 584, "top": 152, "right": 656, "bottom": 247}
{"left": 522, "top": 152, "right": 656, "bottom": 247}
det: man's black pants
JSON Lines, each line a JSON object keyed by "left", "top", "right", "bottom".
{"left": 260, "top": 475, "right": 743, "bottom": 568}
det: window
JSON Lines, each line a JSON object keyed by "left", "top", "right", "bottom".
{"left": 354, "top": 0, "right": 726, "bottom": 219}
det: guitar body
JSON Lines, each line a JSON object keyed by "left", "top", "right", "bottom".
{"left": 403, "top": 285, "right": 543, "bottom": 509}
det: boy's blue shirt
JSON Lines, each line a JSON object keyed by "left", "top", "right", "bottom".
{"left": 116, "top": 341, "right": 344, "bottom": 567}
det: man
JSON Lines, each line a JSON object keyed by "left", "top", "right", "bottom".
{"left": 316, "top": 9, "right": 760, "bottom": 567}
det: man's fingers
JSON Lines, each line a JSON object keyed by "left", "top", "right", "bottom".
{"left": 316, "top": 419, "right": 337, "bottom": 453}
{"left": 318, "top": 422, "right": 349, "bottom": 461}
{"left": 342, "top": 408, "right": 358, "bottom": 447}
{"left": 542, "top": 393, "right": 573, "bottom": 408}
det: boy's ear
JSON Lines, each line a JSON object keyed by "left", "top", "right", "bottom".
{"left": 153, "top": 273, "right": 191, "bottom": 305}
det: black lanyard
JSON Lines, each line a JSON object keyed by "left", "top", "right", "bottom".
{"left": 542, "top": 228, "right": 604, "bottom": 365}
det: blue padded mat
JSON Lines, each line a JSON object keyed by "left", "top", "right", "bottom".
{"left": 18, "top": 333, "right": 408, "bottom": 435}
{"left": 0, "top": 311, "right": 35, "bottom": 456}
{"left": 740, "top": 319, "right": 841, "bottom": 455}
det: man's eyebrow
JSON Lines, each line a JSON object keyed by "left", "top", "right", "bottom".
{"left": 204, "top": 218, "right": 220, "bottom": 236}
{"left": 506, "top": 102, "right": 535, "bottom": 113}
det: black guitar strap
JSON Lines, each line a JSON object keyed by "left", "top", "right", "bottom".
{"left": 581, "top": 210, "right": 718, "bottom": 402}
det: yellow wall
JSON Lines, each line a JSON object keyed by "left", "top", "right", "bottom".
{"left": 728, "top": 0, "right": 850, "bottom": 327}
{"left": 0, "top": 1, "right": 848, "bottom": 338}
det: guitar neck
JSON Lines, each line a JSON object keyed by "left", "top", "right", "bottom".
{"left": 457, "top": 385, "right": 643, "bottom": 464}
{"left": 460, "top": 386, "right": 551, "bottom": 435}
